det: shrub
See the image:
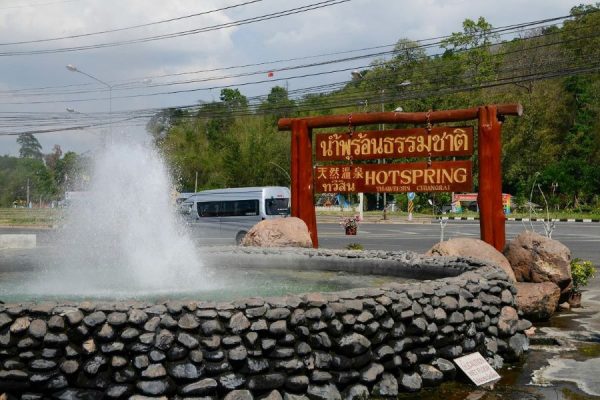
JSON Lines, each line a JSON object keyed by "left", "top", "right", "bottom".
{"left": 346, "top": 243, "right": 364, "bottom": 251}
{"left": 571, "top": 258, "right": 596, "bottom": 293}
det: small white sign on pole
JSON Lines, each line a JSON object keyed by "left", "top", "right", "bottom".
{"left": 454, "top": 352, "right": 501, "bottom": 386}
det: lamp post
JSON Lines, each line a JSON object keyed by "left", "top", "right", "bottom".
{"left": 66, "top": 64, "right": 112, "bottom": 137}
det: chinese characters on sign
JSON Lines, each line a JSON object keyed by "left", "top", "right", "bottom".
{"left": 314, "top": 160, "right": 473, "bottom": 194}
{"left": 316, "top": 126, "right": 474, "bottom": 161}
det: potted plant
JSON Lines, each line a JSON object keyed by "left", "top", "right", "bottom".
{"left": 340, "top": 215, "right": 361, "bottom": 235}
{"left": 569, "top": 258, "right": 596, "bottom": 308}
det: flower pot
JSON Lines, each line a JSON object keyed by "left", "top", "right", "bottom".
{"left": 345, "top": 226, "right": 357, "bottom": 235}
{"left": 568, "top": 292, "right": 582, "bottom": 308}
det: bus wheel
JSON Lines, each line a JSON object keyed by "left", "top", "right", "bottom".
{"left": 235, "top": 231, "right": 247, "bottom": 245}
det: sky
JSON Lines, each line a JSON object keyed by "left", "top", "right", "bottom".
{"left": 0, "top": 0, "right": 595, "bottom": 156}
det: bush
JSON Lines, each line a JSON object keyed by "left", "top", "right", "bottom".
{"left": 571, "top": 258, "right": 596, "bottom": 293}
{"left": 346, "top": 243, "right": 364, "bottom": 251}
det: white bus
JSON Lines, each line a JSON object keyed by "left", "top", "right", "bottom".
{"left": 180, "top": 186, "right": 290, "bottom": 244}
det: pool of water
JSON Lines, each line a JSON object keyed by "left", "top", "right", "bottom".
{"left": 0, "top": 266, "right": 412, "bottom": 303}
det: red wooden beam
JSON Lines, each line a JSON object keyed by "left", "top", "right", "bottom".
{"left": 279, "top": 104, "right": 522, "bottom": 130}
{"left": 290, "top": 119, "right": 318, "bottom": 248}
{"left": 477, "top": 105, "right": 505, "bottom": 251}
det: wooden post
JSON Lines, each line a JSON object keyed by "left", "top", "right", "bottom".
{"left": 290, "top": 119, "right": 318, "bottom": 248}
{"left": 477, "top": 106, "right": 505, "bottom": 251}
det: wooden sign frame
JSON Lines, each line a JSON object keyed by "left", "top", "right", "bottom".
{"left": 278, "top": 104, "right": 522, "bottom": 250}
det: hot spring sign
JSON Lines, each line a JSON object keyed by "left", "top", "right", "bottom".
{"left": 279, "top": 104, "right": 522, "bottom": 250}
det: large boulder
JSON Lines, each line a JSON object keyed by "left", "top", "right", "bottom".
{"left": 426, "top": 238, "right": 516, "bottom": 282}
{"left": 515, "top": 282, "right": 561, "bottom": 321}
{"left": 503, "top": 231, "right": 572, "bottom": 301}
{"left": 241, "top": 217, "right": 312, "bottom": 248}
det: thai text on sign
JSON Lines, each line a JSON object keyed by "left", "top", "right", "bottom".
{"left": 314, "top": 160, "right": 472, "bottom": 193}
{"left": 316, "top": 126, "right": 473, "bottom": 161}
{"left": 453, "top": 352, "right": 501, "bottom": 386}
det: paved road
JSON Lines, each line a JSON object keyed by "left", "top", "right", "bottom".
{"left": 317, "top": 220, "right": 600, "bottom": 264}
{"left": 2, "top": 220, "right": 598, "bottom": 264}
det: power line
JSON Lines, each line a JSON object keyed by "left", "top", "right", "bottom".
{"left": 0, "top": 0, "right": 351, "bottom": 56}
{"left": 0, "top": 0, "right": 265, "bottom": 46}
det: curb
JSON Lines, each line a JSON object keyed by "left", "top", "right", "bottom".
{"left": 434, "top": 217, "right": 600, "bottom": 223}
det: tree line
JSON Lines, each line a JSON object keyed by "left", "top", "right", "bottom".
{"left": 0, "top": 133, "right": 89, "bottom": 207}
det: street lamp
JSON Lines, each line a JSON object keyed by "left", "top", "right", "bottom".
{"left": 66, "top": 64, "right": 112, "bottom": 136}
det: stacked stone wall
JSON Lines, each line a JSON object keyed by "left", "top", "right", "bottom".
{"left": 0, "top": 250, "right": 530, "bottom": 399}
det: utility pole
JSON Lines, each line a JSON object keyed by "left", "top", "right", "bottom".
{"left": 26, "top": 178, "right": 30, "bottom": 208}
{"left": 195, "top": 171, "right": 198, "bottom": 193}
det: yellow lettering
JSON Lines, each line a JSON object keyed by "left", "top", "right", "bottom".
{"left": 454, "top": 167, "right": 467, "bottom": 183}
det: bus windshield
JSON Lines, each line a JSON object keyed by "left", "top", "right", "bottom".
{"left": 265, "top": 198, "right": 290, "bottom": 216}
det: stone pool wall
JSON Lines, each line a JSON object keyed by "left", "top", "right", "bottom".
{"left": 0, "top": 249, "right": 530, "bottom": 399}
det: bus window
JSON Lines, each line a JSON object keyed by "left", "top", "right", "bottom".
{"left": 197, "top": 201, "right": 219, "bottom": 217}
{"left": 266, "top": 198, "right": 290, "bottom": 215}
{"left": 236, "top": 200, "right": 259, "bottom": 216}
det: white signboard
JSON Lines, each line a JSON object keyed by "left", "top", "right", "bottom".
{"left": 454, "top": 352, "right": 501, "bottom": 386}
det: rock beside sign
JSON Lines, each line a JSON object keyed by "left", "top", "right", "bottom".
{"left": 241, "top": 217, "right": 313, "bottom": 248}
{"left": 426, "top": 238, "right": 516, "bottom": 282}
{"left": 514, "top": 282, "right": 561, "bottom": 321}
{"left": 504, "top": 231, "right": 573, "bottom": 302}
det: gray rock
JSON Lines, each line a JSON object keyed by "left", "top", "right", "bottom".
{"left": 372, "top": 373, "right": 398, "bottom": 397}
{"left": 224, "top": 390, "right": 254, "bottom": 400}
{"left": 83, "top": 311, "right": 106, "bottom": 327}
{"left": 136, "top": 379, "right": 171, "bottom": 395}
{"left": 120, "top": 327, "right": 140, "bottom": 340}
{"left": 248, "top": 373, "right": 286, "bottom": 391}
{"left": 106, "top": 384, "right": 133, "bottom": 398}
{"left": 230, "top": 312, "right": 252, "bottom": 333}
{"left": 177, "top": 332, "right": 199, "bottom": 349}
{"left": 48, "top": 315, "right": 65, "bottom": 330}
{"left": 227, "top": 346, "right": 248, "bottom": 361}
{"left": 10, "top": 317, "right": 30, "bottom": 334}
{"left": 181, "top": 378, "right": 218, "bottom": 395}
{"left": 220, "top": 372, "right": 246, "bottom": 390}
{"left": 141, "top": 363, "right": 166, "bottom": 379}
{"left": 270, "top": 320, "right": 288, "bottom": 336}
{"left": 266, "top": 308, "right": 291, "bottom": 320}
{"left": 337, "top": 333, "right": 371, "bottom": 356}
{"left": 432, "top": 357, "right": 456, "bottom": 379}
{"left": 342, "top": 384, "right": 369, "bottom": 400}
{"left": 155, "top": 329, "right": 175, "bottom": 351}
{"left": 178, "top": 313, "right": 200, "bottom": 330}
{"left": 144, "top": 316, "right": 161, "bottom": 332}
{"left": 128, "top": 309, "right": 149, "bottom": 325}
{"left": 259, "top": 390, "right": 283, "bottom": 400}
{"left": 419, "top": 364, "right": 444, "bottom": 386}
{"left": 360, "top": 362, "right": 383, "bottom": 383}
{"left": 507, "top": 333, "right": 529, "bottom": 361}
{"left": 28, "top": 319, "right": 47, "bottom": 339}
{"left": 400, "top": 371, "right": 422, "bottom": 392}
{"left": 306, "top": 383, "right": 341, "bottom": 400}
{"left": 285, "top": 375, "right": 309, "bottom": 392}
{"left": 168, "top": 362, "right": 200, "bottom": 380}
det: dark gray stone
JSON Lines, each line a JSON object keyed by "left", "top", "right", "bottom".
{"left": 224, "top": 389, "right": 254, "bottom": 400}
{"left": 128, "top": 309, "right": 149, "bottom": 325}
{"left": 136, "top": 379, "right": 171, "bottom": 395}
{"left": 306, "top": 383, "right": 341, "bottom": 400}
{"left": 285, "top": 375, "right": 309, "bottom": 392}
{"left": 372, "top": 373, "right": 398, "bottom": 397}
{"left": 342, "top": 384, "right": 369, "bottom": 400}
{"left": 177, "top": 332, "right": 199, "bottom": 349}
{"left": 219, "top": 372, "right": 246, "bottom": 390}
{"left": 419, "top": 364, "right": 444, "bottom": 386}
{"left": 230, "top": 312, "right": 251, "bottom": 333}
{"left": 400, "top": 371, "right": 422, "bottom": 392}
{"left": 360, "top": 362, "right": 384, "bottom": 383}
{"left": 337, "top": 333, "right": 370, "bottom": 356}
{"left": 168, "top": 362, "right": 200, "bottom": 380}
{"left": 83, "top": 311, "right": 106, "bottom": 328}
{"left": 248, "top": 373, "right": 285, "bottom": 391}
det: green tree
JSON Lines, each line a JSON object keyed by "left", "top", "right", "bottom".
{"left": 17, "top": 133, "right": 43, "bottom": 159}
